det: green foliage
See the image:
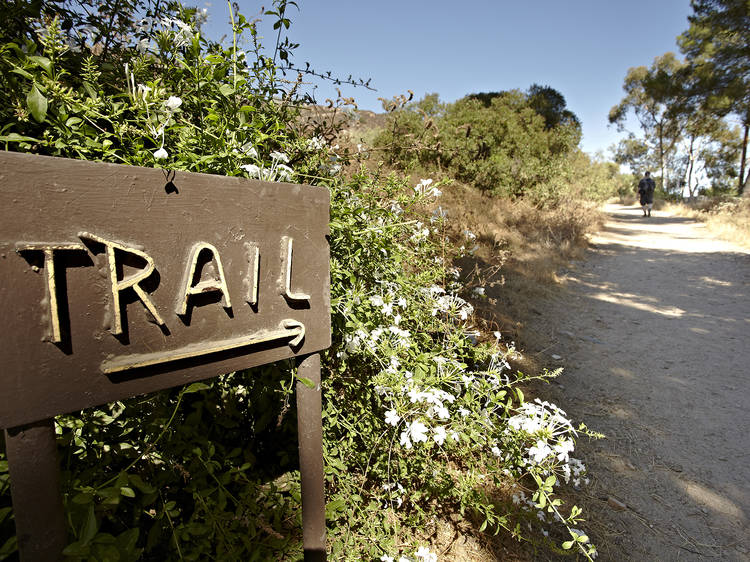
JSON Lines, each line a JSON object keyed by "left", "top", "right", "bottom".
{"left": 0, "top": 3, "right": 599, "bottom": 561}
{"left": 679, "top": 0, "right": 750, "bottom": 193}
{"left": 612, "top": 2, "right": 750, "bottom": 196}
{"left": 374, "top": 89, "right": 589, "bottom": 205}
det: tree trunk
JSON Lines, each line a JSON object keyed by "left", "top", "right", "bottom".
{"left": 740, "top": 123, "right": 748, "bottom": 196}
{"left": 659, "top": 123, "right": 666, "bottom": 193}
{"left": 687, "top": 136, "right": 695, "bottom": 198}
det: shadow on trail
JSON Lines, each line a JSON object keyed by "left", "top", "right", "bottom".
{"left": 527, "top": 215, "right": 750, "bottom": 560}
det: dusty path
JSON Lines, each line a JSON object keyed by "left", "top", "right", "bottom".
{"left": 525, "top": 203, "right": 750, "bottom": 561}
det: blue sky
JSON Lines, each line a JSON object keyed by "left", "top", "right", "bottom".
{"left": 204, "top": 1, "right": 694, "bottom": 156}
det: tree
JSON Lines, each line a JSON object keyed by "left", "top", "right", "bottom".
{"left": 677, "top": 107, "right": 740, "bottom": 197}
{"left": 679, "top": 0, "right": 750, "bottom": 194}
{"left": 612, "top": 135, "right": 653, "bottom": 177}
{"left": 609, "top": 53, "right": 689, "bottom": 194}
{"left": 527, "top": 84, "right": 581, "bottom": 131}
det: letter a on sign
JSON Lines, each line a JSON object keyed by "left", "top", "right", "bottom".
{"left": 176, "top": 242, "right": 232, "bottom": 315}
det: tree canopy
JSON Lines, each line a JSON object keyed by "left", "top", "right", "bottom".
{"left": 678, "top": 0, "right": 750, "bottom": 193}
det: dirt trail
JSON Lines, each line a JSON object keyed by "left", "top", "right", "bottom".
{"left": 525, "top": 203, "right": 750, "bottom": 561}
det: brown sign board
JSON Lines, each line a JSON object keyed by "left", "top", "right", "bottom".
{"left": 0, "top": 151, "right": 331, "bottom": 429}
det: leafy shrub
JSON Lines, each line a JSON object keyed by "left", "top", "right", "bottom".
{"left": 374, "top": 89, "right": 593, "bottom": 205}
{"left": 0, "top": 3, "right": 599, "bottom": 560}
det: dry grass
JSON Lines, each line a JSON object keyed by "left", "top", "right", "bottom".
{"left": 662, "top": 196, "right": 750, "bottom": 249}
{"left": 439, "top": 180, "right": 603, "bottom": 347}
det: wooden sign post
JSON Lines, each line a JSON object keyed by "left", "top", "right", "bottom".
{"left": 0, "top": 151, "right": 331, "bottom": 560}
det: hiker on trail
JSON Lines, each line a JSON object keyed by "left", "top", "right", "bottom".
{"left": 638, "top": 171, "right": 655, "bottom": 217}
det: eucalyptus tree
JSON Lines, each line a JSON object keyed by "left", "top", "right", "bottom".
{"left": 609, "top": 53, "right": 689, "bottom": 194}
{"left": 679, "top": 0, "right": 750, "bottom": 194}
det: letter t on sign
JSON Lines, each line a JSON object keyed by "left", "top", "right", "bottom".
{"left": 79, "top": 232, "right": 166, "bottom": 335}
{"left": 15, "top": 243, "right": 85, "bottom": 343}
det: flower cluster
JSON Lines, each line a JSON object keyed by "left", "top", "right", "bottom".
{"left": 414, "top": 178, "right": 442, "bottom": 198}
{"left": 426, "top": 286, "right": 474, "bottom": 321}
{"left": 241, "top": 150, "right": 294, "bottom": 182}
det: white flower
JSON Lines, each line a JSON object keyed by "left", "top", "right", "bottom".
{"left": 370, "top": 295, "right": 384, "bottom": 307}
{"left": 136, "top": 83, "right": 152, "bottom": 101}
{"left": 270, "top": 151, "right": 289, "bottom": 163}
{"left": 136, "top": 38, "right": 150, "bottom": 54}
{"left": 162, "top": 17, "right": 195, "bottom": 48}
{"left": 434, "top": 405, "right": 450, "bottom": 420}
{"left": 458, "top": 407, "right": 470, "bottom": 417}
{"left": 241, "top": 163, "right": 261, "bottom": 177}
{"left": 398, "top": 557, "right": 410, "bottom": 562}
{"left": 415, "top": 546, "right": 437, "bottom": 562}
{"left": 397, "top": 297, "right": 407, "bottom": 308}
{"left": 493, "top": 331, "right": 502, "bottom": 340}
{"left": 385, "top": 409, "right": 400, "bottom": 427}
{"left": 380, "top": 556, "right": 394, "bottom": 562}
{"left": 307, "top": 136, "right": 325, "bottom": 150}
{"left": 153, "top": 147, "right": 168, "bottom": 160}
{"left": 472, "top": 287, "right": 485, "bottom": 296}
{"left": 433, "top": 426, "right": 447, "bottom": 445}
{"left": 393, "top": 313, "right": 401, "bottom": 325}
{"left": 491, "top": 445, "right": 502, "bottom": 457}
{"left": 528, "top": 440, "right": 553, "bottom": 464}
{"left": 164, "top": 96, "right": 182, "bottom": 111}
{"left": 430, "top": 207, "right": 447, "bottom": 222}
{"left": 554, "top": 439, "right": 575, "bottom": 461}
{"left": 409, "top": 420, "right": 428, "bottom": 443}
{"left": 240, "top": 143, "right": 258, "bottom": 159}
{"left": 399, "top": 430, "right": 412, "bottom": 449}
{"left": 276, "top": 164, "right": 293, "bottom": 182}
{"left": 414, "top": 179, "right": 436, "bottom": 196}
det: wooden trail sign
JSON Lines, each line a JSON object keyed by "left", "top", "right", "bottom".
{"left": 0, "top": 151, "right": 330, "bottom": 560}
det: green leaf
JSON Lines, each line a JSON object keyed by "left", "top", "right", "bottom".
{"left": 120, "top": 486, "right": 135, "bottom": 498}
{"left": 185, "top": 382, "right": 210, "bottom": 393}
{"left": 62, "top": 540, "right": 90, "bottom": 557}
{"left": 115, "top": 528, "right": 139, "bottom": 557}
{"left": 80, "top": 504, "right": 98, "bottom": 545}
{"left": 10, "top": 67, "right": 33, "bottom": 80}
{"left": 128, "top": 474, "right": 156, "bottom": 494}
{"left": 325, "top": 498, "right": 345, "bottom": 517}
{"left": 65, "top": 117, "right": 82, "bottom": 128}
{"left": 297, "top": 376, "right": 315, "bottom": 389}
{"left": 83, "top": 82, "right": 98, "bottom": 99}
{"left": 28, "top": 56, "right": 52, "bottom": 73}
{"left": 72, "top": 492, "right": 94, "bottom": 505}
{"left": 561, "top": 540, "right": 574, "bottom": 550}
{"left": 0, "top": 133, "right": 40, "bottom": 143}
{"left": 0, "top": 536, "right": 17, "bottom": 559}
{"left": 27, "top": 84, "right": 48, "bottom": 122}
{"left": 219, "top": 84, "right": 234, "bottom": 97}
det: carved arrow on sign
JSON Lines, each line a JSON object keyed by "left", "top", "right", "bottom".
{"left": 101, "top": 319, "right": 306, "bottom": 375}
